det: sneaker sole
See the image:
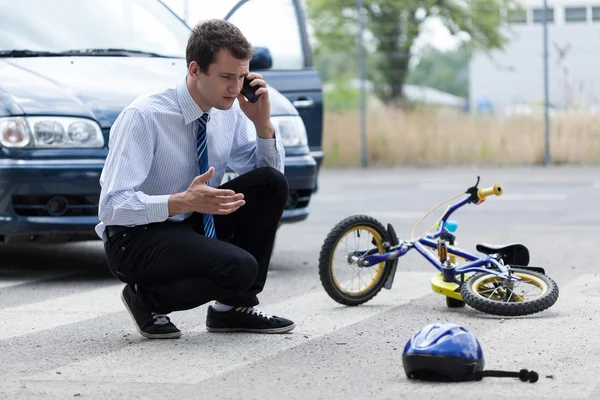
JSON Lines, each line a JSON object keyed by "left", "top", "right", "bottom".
{"left": 206, "top": 323, "right": 296, "bottom": 334}
{"left": 121, "top": 291, "right": 182, "bottom": 339}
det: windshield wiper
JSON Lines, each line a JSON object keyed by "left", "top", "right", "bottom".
{"left": 0, "top": 48, "right": 176, "bottom": 58}
{"left": 0, "top": 50, "right": 68, "bottom": 57}
{"left": 59, "top": 48, "right": 171, "bottom": 57}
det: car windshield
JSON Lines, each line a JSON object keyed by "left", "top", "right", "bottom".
{"left": 0, "top": 0, "right": 190, "bottom": 57}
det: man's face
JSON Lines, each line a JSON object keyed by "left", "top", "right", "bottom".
{"left": 192, "top": 48, "right": 249, "bottom": 111}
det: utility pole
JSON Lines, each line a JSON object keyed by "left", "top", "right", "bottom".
{"left": 543, "top": 0, "right": 550, "bottom": 165}
{"left": 357, "top": 0, "right": 367, "bottom": 168}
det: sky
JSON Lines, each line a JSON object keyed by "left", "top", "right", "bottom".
{"left": 415, "top": 17, "right": 464, "bottom": 51}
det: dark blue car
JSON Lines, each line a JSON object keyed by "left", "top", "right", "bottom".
{"left": 0, "top": 0, "right": 323, "bottom": 245}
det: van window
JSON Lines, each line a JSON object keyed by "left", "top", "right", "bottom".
{"left": 161, "top": 0, "right": 306, "bottom": 70}
{"left": 0, "top": 0, "right": 189, "bottom": 57}
{"left": 162, "top": 0, "right": 240, "bottom": 21}
{"left": 227, "top": 0, "right": 304, "bottom": 70}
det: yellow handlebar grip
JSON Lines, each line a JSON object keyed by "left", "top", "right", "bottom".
{"left": 477, "top": 184, "right": 503, "bottom": 200}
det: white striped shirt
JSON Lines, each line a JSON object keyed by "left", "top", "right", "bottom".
{"left": 95, "top": 77, "right": 285, "bottom": 239}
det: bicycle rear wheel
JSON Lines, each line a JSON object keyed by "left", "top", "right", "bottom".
{"left": 318, "top": 215, "right": 396, "bottom": 306}
{"left": 461, "top": 268, "right": 559, "bottom": 316}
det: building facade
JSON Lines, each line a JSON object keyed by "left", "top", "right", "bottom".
{"left": 469, "top": 0, "right": 600, "bottom": 115}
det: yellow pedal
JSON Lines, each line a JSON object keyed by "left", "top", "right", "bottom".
{"left": 431, "top": 273, "right": 463, "bottom": 300}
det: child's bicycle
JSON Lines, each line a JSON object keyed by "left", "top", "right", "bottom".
{"left": 317, "top": 177, "right": 559, "bottom": 316}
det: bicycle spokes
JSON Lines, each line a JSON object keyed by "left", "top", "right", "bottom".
{"left": 331, "top": 226, "right": 385, "bottom": 295}
{"left": 473, "top": 273, "right": 547, "bottom": 302}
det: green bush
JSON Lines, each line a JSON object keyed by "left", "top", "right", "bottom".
{"left": 323, "top": 80, "right": 361, "bottom": 112}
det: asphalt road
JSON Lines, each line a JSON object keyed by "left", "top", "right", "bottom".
{"left": 1, "top": 166, "right": 599, "bottom": 399}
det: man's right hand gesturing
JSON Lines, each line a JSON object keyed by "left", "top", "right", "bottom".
{"left": 168, "top": 167, "right": 245, "bottom": 216}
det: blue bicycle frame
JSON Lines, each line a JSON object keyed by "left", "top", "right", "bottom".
{"left": 358, "top": 194, "right": 520, "bottom": 285}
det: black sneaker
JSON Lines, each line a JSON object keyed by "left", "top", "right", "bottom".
{"left": 206, "top": 305, "right": 295, "bottom": 334}
{"left": 121, "top": 285, "right": 181, "bottom": 339}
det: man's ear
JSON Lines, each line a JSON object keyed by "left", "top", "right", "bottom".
{"left": 188, "top": 61, "right": 202, "bottom": 79}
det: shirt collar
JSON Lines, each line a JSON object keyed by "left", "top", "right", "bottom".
{"left": 176, "top": 76, "right": 213, "bottom": 125}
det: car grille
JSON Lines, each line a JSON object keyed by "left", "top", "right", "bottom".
{"left": 12, "top": 189, "right": 309, "bottom": 216}
{"left": 12, "top": 195, "right": 99, "bottom": 217}
{"left": 286, "top": 189, "right": 311, "bottom": 210}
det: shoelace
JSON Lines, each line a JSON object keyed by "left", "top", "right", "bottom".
{"left": 152, "top": 313, "right": 170, "bottom": 325}
{"left": 235, "top": 306, "right": 273, "bottom": 319}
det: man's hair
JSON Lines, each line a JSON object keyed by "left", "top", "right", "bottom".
{"left": 186, "top": 19, "right": 253, "bottom": 72}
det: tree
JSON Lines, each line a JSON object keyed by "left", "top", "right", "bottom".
{"left": 305, "top": 0, "right": 522, "bottom": 107}
{"left": 407, "top": 44, "right": 471, "bottom": 98}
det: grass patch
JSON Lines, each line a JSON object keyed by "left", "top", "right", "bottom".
{"left": 321, "top": 106, "right": 600, "bottom": 167}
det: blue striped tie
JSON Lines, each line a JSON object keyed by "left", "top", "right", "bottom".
{"left": 196, "top": 113, "right": 216, "bottom": 239}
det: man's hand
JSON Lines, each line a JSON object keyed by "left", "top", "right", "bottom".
{"left": 237, "top": 72, "right": 274, "bottom": 139}
{"left": 168, "top": 167, "right": 245, "bottom": 216}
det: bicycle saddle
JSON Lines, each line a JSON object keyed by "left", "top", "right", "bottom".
{"left": 476, "top": 243, "right": 530, "bottom": 266}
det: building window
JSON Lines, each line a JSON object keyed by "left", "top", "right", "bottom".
{"left": 592, "top": 6, "right": 600, "bottom": 21}
{"left": 565, "top": 6, "right": 587, "bottom": 22}
{"left": 507, "top": 9, "right": 527, "bottom": 24}
{"left": 533, "top": 7, "right": 554, "bottom": 23}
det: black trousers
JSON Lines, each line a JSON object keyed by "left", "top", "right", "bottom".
{"left": 103, "top": 167, "right": 289, "bottom": 314}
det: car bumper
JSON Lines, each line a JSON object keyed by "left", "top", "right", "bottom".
{"left": 310, "top": 149, "right": 324, "bottom": 192}
{"left": 282, "top": 154, "right": 317, "bottom": 223}
{"left": 0, "top": 155, "right": 316, "bottom": 243}
{"left": 0, "top": 158, "right": 103, "bottom": 243}
{"left": 310, "top": 149, "right": 324, "bottom": 168}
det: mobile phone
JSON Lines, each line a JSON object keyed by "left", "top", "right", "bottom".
{"left": 241, "top": 77, "right": 261, "bottom": 103}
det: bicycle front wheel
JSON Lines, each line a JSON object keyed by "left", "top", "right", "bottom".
{"left": 318, "top": 215, "right": 395, "bottom": 306}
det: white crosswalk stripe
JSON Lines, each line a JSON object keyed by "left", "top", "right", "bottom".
{"left": 0, "top": 272, "right": 70, "bottom": 289}
{"left": 0, "top": 271, "right": 600, "bottom": 398}
{"left": 3, "top": 272, "right": 435, "bottom": 385}
{"left": 0, "top": 285, "right": 124, "bottom": 341}
{"left": 1, "top": 167, "right": 598, "bottom": 399}
{"left": 2, "top": 270, "right": 599, "bottom": 399}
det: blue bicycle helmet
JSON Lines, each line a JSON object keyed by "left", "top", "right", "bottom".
{"left": 403, "top": 322, "right": 484, "bottom": 382}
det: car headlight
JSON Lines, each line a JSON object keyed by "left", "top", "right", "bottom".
{"left": 271, "top": 116, "right": 308, "bottom": 148}
{"left": 0, "top": 117, "right": 104, "bottom": 149}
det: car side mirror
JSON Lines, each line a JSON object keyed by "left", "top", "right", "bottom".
{"left": 250, "top": 46, "right": 272, "bottom": 70}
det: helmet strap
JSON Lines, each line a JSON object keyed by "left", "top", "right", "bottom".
{"left": 475, "top": 368, "right": 539, "bottom": 383}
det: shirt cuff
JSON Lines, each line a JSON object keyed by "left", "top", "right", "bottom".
{"left": 146, "top": 194, "right": 171, "bottom": 223}
{"left": 256, "top": 129, "right": 279, "bottom": 155}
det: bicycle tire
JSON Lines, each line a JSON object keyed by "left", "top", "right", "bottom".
{"left": 318, "top": 215, "right": 396, "bottom": 306}
{"left": 461, "top": 268, "right": 559, "bottom": 316}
